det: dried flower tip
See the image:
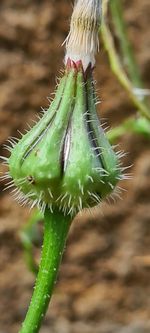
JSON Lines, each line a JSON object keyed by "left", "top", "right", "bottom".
{"left": 65, "top": 0, "right": 102, "bottom": 71}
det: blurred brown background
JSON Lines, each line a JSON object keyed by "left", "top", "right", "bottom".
{"left": 0, "top": 1, "right": 150, "bottom": 332}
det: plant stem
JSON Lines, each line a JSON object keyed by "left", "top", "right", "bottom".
{"left": 20, "top": 210, "right": 43, "bottom": 275}
{"left": 107, "top": 116, "right": 150, "bottom": 143}
{"left": 107, "top": 123, "right": 128, "bottom": 143}
{"left": 19, "top": 208, "right": 72, "bottom": 333}
{"left": 101, "top": 1, "right": 150, "bottom": 120}
{"left": 110, "top": 0, "right": 142, "bottom": 88}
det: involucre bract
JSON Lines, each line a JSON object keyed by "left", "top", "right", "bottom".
{"left": 8, "top": 60, "right": 122, "bottom": 215}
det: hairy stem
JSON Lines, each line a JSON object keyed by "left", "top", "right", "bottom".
{"left": 19, "top": 208, "right": 72, "bottom": 333}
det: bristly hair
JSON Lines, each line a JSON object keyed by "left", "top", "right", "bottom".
{"left": 64, "top": 0, "right": 102, "bottom": 70}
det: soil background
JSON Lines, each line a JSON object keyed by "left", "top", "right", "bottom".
{"left": 0, "top": 1, "right": 150, "bottom": 332}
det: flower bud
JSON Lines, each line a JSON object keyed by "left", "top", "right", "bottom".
{"left": 2, "top": 0, "right": 125, "bottom": 216}
{"left": 8, "top": 60, "right": 122, "bottom": 215}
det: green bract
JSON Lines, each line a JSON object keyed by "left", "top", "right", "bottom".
{"left": 8, "top": 60, "right": 122, "bottom": 215}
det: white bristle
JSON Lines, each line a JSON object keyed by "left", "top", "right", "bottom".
{"left": 64, "top": 0, "right": 102, "bottom": 70}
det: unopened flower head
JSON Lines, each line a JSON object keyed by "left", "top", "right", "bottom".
{"left": 3, "top": 59, "right": 124, "bottom": 216}
{"left": 1, "top": 0, "right": 126, "bottom": 217}
{"left": 65, "top": 0, "right": 102, "bottom": 70}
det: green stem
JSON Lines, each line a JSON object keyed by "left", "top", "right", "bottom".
{"left": 101, "top": 1, "right": 150, "bottom": 120}
{"left": 20, "top": 210, "right": 43, "bottom": 275}
{"left": 107, "top": 116, "right": 150, "bottom": 143}
{"left": 110, "top": 0, "right": 142, "bottom": 87}
{"left": 107, "top": 123, "right": 128, "bottom": 143}
{"left": 19, "top": 208, "right": 72, "bottom": 333}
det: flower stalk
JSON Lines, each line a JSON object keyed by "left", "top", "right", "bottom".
{"left": 19, "top": 209, "right": 71, "bottom": 333}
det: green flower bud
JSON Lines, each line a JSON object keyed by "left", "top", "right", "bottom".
{"left": 6, "top": 59, "right": 122, "bottom": 215}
